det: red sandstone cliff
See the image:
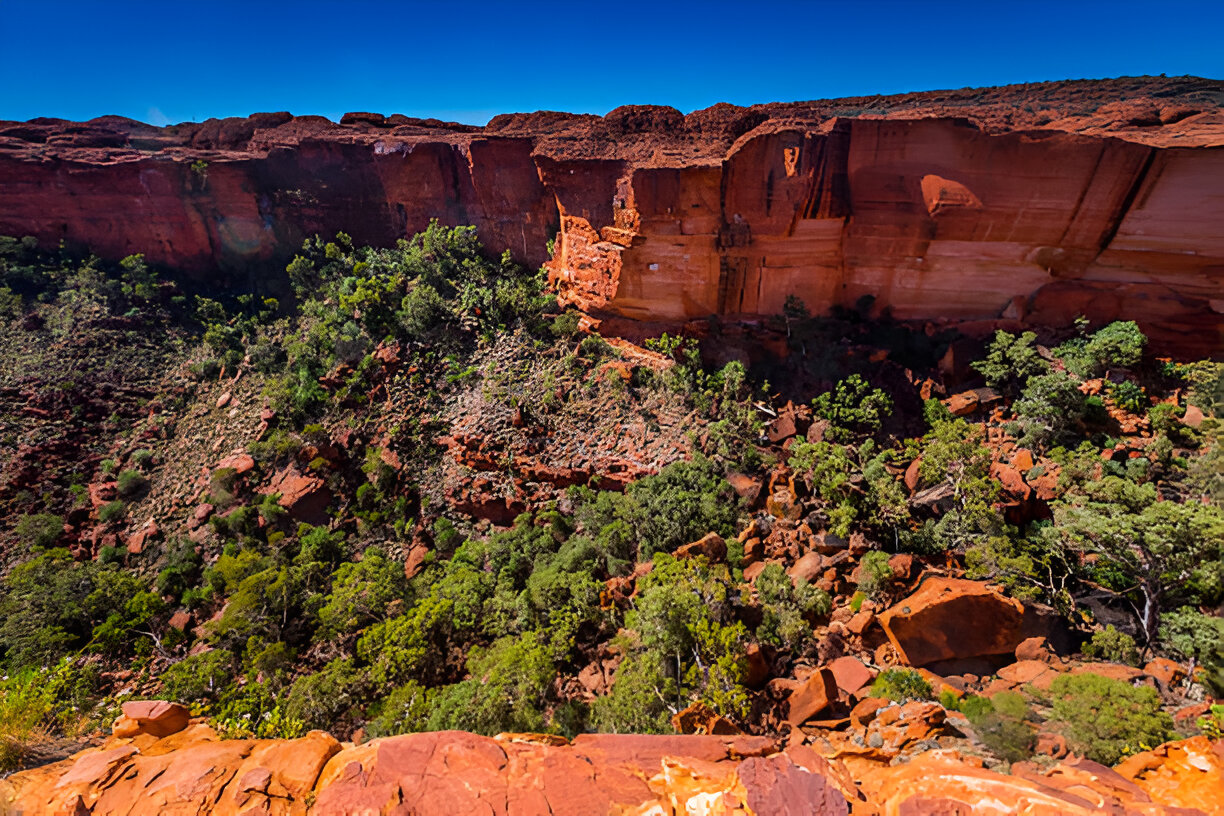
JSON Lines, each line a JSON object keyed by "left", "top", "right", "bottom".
{"left": 2, "top": 77, "right": 1223, "bottom": 354}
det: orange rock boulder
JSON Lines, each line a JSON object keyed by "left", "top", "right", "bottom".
{"left": 878, "top": 577, "right": 1036, "bottom": 668}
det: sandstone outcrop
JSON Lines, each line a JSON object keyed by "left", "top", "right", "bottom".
{"left": 2, "top": 719, "right": 1219, "bottom": 815}
{"left": 3, "top": 77, "right": 1223, "bottom": 355}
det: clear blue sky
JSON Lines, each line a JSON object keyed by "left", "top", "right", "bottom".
{"left": 2, "top": 0, "right": 1221, "bottom": 126}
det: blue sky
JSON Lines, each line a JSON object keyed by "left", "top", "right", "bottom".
{"left": 1, "top": 0, "right": 1221, "bottom": 125}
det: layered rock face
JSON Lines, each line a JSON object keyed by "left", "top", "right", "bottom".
{"left": 3, "top": 711, "right": 1221, "bottom": 815}
{"left": 2, "top": 77, "right": 1223, "bottom": 354}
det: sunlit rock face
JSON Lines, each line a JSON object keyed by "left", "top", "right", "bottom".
{"left": 2, "top": 76, "right": 1222, "bottom": 355}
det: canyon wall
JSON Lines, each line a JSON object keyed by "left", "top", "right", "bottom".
{"left": 2, "top": 77, "right": 1222, "bottom": 353}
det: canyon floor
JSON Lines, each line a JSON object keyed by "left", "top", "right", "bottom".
{"left": 0, "top": 78, "right": 1222, "bottom": 815}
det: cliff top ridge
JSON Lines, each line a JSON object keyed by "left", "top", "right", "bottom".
{"left": 3, "top": 75, "right": 1222, "bottom": 169}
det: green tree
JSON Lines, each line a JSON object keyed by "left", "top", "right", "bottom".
{"left": 972, "top": 330, "right": 1050, "bottom": 397}
{"left": 1056, "top": 492, "right": 1224, "bottom": 647}
{"left": 1056, "top": 321, "right": 1146, "bottom": 379}
{"left": 424, "top": 632, "right": 556, "bottom": 735}
{"left": 316, "top": 548, "right": 408, "bottom": 640}
{"left": 1009, "top": 371, "right": 1088, "bottom": 452}
{"left": 811, "top": 374, "right": 893, "bottom": 441}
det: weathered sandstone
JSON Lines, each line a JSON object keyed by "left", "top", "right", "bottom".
{"left": 2, "top": 720, "right": 1219, "bottom": 815}
{"left": 3, "top": 77, "right": 1223, "bottom": 355}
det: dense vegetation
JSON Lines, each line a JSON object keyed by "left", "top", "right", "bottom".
{"left": 0, "top": 228, "right": 1221, "bottom": 772}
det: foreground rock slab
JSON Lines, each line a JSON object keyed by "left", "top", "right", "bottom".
{"left": 1, "top": 719, "right": 1220, "bottom": 815}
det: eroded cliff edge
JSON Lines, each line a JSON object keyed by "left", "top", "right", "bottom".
{"left": 2, "top": 76, "right": 1223, "bottom": 354}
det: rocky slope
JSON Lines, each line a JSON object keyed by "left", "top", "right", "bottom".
{"left": 3, "top": 703, "right": 1221, "bottom": 815}
{"left": 2, "top": 77, "right": 1223, "bottom": 356}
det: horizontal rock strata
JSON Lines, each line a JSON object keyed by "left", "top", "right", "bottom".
{"left": 2, "top": 76, "right": 1223, "bottom": 355}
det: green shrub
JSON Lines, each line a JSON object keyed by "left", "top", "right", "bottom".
{"left": 1009, "top": 371, "right": 1088, "bottom": 452}
{"left": 368, "top": 681, "right": 433, "bottom": 737}
{"left": 116, "top": 469, "right": 148, "bottom": 497}
{"left": 1198, "top": 704, "right": 1224, "bottom": 740}
{"left": 1110, "top": 381, "right": 1147, "bottom": 415}
{"left": 0, "top": 660, "right": 99, "bottom": 772}
{"left": 1082, "top": 625, "right": 1139, "bottom": 665}
{"left": 0, "top": 668, "right": 56, "bottom": 771}
{"left": 1159, "top": 608, "right": 1224, "bottom": 695}
{"left": 98, "top": 500, "right": 126, "bottom": 523}
{"left": 755, "top": 563, "right": 830, "bottom": 654}
{"left": 962, "top": 691, "right": 1036, "bottom": 763}
{"left": 550, "top": 310, "right": 581, "bottom": 338}
{"left": 1056, "top": 321, "right": 1146, "bottom": 378}
{"left": 578, "top": 334, "right": 614, "bottom": 360}
{"left": 857, "top": 551, "right": 895, "bottom": 598}
{"left": 156, "top": 538, "right": 204, "bottom": 602}
{"left": 577, "top": 456, "right": 741, "bottom": 559}
{"left": 284, "top": 658, "right": 370, "bottom": 730}
{"left": 1048, "top": 673, "right": 1173, "bottom": 764}
{"left": 14, "top": 513, "right": 63, "bottom": 549}
{"left": 129, "top": 449, "right": 155, "bottom": 469}
{"left": 871, "top": 669, "right": 933, "bottom": 702}
{"left": 316, "top": 548, "right": 408, "bottom": 639}
{"left": 812, "top": 374, "right": 893, "bottom": 441}
{"left": 423, "top": 633, "right": 556, "bottom": 735}
{"left": 160, "top": 650, "right": 235, "bottom": 702}
{"left": 972, "top": 330, "right": 1050, "bottom": 396}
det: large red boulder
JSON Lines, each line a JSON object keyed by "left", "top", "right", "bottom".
{"left": 786, "top": 668, "right": 840, "bottom": 725}
{"left": 877, "top": 577, "right": 1029, "bottom": 667}
{"left": 262, "top": 465, "right": 332, "bottom": 525}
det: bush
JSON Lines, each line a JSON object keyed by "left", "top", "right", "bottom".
{"left": 284, "top": 658, "right": 369, "bottom": 730}
{"left": 871, "top": 669, "right": 933, "bottom": 702}
{"left": 1056, "top": 321, "right": 1146, "bottom": 379}
{"left": 972, "top": 330, "right": 1050, "bottom": 396}
{"left": 578, "top": 456, "right": 741, "bottom": 560}
{"left": 1082, "top": 625, "right": 1139, "bottom": 665}
{"left": 755, "top": 563, "right": 830, "bottom": 653}
{"left": 316, "top": 548, "right": 408, "bottom": 639}
{"left": 116, "top": 469, "right": 148, "bottom": 497}
{"left": 15, "top": 513, "right": 63, "bottom": 549}
{"left": 1048, "top": 673, "right": 1173, "bottom": 764}
{"left": 0, "top": 668, "right": 56, "bottom": 772}
{"left": 423, "top": 633, "right": 556, "bottom": 735}
{"left": 156, "top": 538, "right": 204, "bottom": 602}
{"left": 98, "top": 500, "right": 126, "bottom": 523}
{"left": 1110, "top": 381, "right": 1147, "bottom": 415}
{"left": 0, "top": 660, "right": 99, "bottom": 772}
{"left": 160, "top": 650, "right": 235, "bottom": 702}
{"left": 857, "top": 551, "right": 895, "bottom": 599}
{"left": 812, "top": 374, "right": 893, "bottom": 441}
{"left": 962, "top": 691, "right": 1036, "bottom": 763}
{"left": 368, "top": 680, "right": 433, "bottom": 737}
{"left": 1009, "top": 372, "right": 1088, "bottom": 452}
{"left": 1159, "top": 608, "right": 1224, "bottom": 695}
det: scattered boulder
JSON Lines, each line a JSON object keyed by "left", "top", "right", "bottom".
{"left": 675, "top": 531, "right": 726, "bottom": 562}
{"left": 786, "top": 668, "right": 839, "bottom": 725}
{"left": 878, "top": 577, "right": 1032, "bottom": 667}
{"left": 112, "top": 701, "right": 190, "bottom": 739}
{"left": 787, "top": 551, "right": 824, "bottom": 584}
{"left": 262, "top": 466, "right": 332, "bottom": 525}
{"left": 671, "top": 701, "right": 742, "bottom": 735}
{"left": 828, "top": 656, "right": 875, "bottom": 697}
